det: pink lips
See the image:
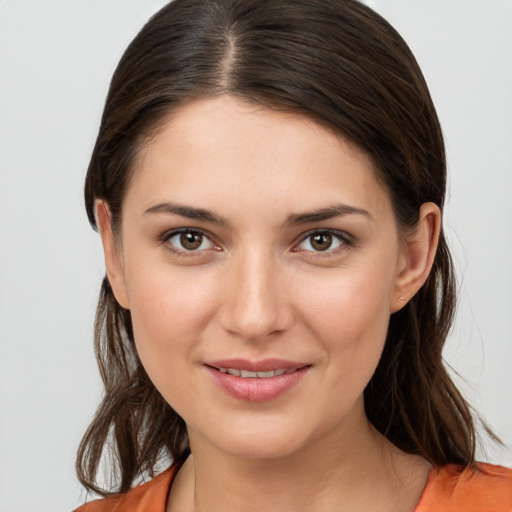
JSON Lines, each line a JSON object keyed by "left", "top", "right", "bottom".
{"left": 205, "top": 359, "right": 310, "bottom": 402}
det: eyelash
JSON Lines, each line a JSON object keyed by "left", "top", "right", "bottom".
{"left": 159, "top": 228, "right": 220, "bottom": 257}
{"left": 291, "top": 229, "right": 354, "bottom": 257}
{"left": 158, "top": 228, "right": 354, "bottom": 257}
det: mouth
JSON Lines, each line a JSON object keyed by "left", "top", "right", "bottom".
{"left": 207, "top": 366, "right": 303, "bottom": 378}
{"left": 205, "top": 358, "right": 310, "bottom": 376}
{"left": 204, "top": 359, "right": 311, "bottom": 402}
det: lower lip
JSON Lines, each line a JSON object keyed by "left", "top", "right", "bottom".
{"left": 206, "top": 366, "right": 309, "bottom": 402}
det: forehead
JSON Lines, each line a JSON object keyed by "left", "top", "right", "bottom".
{"left": 126, "top": 96, "right": 393, "bottom": 223}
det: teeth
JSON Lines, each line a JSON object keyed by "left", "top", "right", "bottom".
{"left": 240, "top": 370, "right": 258, "bottom": 378}
{"left": 256, "top": 370, "right": 275, "bottom": 378}
{"left": 218, "top": 367, "right": 292, "bottom": 378}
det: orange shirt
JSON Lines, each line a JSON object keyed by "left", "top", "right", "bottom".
{"left": 415, "top": 463, "right": 512, "bottom": 512}
{"left": 75, "top": 462, "right": 512, "bottom": 512}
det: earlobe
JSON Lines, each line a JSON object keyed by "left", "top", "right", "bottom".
{"left": 95, "top": 200, "right": 130, "bottom": 309}
{"left": 391, "top": 202, "right": 441, "bottom": 313}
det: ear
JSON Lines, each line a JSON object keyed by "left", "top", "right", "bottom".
{"left": 95, "top": 200, "right": 130, "bottom": 309}
{"left": 391, "top": 202, "right": 441, "bottom": 313}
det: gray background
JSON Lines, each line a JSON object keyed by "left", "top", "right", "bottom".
{"left": 0, "top": 1, "right": 511, "bottom": 510}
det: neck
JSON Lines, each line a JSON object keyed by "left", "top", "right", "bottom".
{"left": 168, "top": 407, "right": 430, "bottom": 512}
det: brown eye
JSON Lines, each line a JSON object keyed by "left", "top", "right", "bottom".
{"left": 180, "top": 231, "right": 203, "bottom": 250}
{"left": 310, "top": 233, "right": 333, "bottom": 251}
{"left": 295, "top": 231, "right": 346, "bottom": 253}
{"left": 166, "top": 230, "right": 215, "bottom": 252}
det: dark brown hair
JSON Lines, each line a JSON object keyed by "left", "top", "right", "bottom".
{"left": 78, "top": 0, "right": 477, "bottom": 496}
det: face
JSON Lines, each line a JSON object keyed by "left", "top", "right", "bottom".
{"left": 103, "top": 96, "right": 416, "bottom": 460}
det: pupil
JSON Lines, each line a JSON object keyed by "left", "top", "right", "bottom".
{"left": 312, "top": 233, "right": 332, "bottom": 251}
{"left": 180, "top": 232, "right": 202, "bottom": 250}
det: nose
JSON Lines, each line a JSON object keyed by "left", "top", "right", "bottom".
{"left": 218, "top": 250, "right": 294, "bottom": 341}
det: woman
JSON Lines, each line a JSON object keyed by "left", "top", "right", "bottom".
{"left": 75, "top": 0, "right": 512, "bottom": 510}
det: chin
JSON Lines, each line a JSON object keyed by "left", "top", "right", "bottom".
{"left": 216, "top": 437, "right": 307, "bottom": 461}
{"left": 188, "top": 413, "right": 328, "bottom": 461}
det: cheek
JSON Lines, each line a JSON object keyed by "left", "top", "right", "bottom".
{"left": 296, "top": 265, "right": 395, "bottom": 386}
{"left": 125, "top": 268, "right": 223, "bottom": 419}
{"left": 300, "top": 265, "right": 394, "bottom": 339}
{"left": 123, "top": 259, "right": 219, "bottom": 382}
{"left": 127, "top": 256, "right": 216, "bottom": 328}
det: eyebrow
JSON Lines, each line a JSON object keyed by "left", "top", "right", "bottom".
{"left": 144, "top": 202, "right": 228, "bottom": 225}
{"left": 145, "top": 201, "right": 371, "bottom": 228}
{"left": 284, "top": 204, "right": 372, "bottom": 226}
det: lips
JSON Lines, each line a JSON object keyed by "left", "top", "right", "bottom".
{"left": 218, "top": 368, "right": 292, "bottom": 378}
{"left": 205, "top": 359, "right": 310, "bottom": 402}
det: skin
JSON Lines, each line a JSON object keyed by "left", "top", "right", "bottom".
{"left": 97, "top": 96, "right": 441, "bottom": 512}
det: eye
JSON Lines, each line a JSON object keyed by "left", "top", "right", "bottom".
{"left": 165, "top": 229, "right": 216, "bottom": 253}
{"left": 294, "top": 231, "right": 347, "bottom": 253}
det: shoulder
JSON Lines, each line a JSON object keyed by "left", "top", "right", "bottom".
{"left": 416, "top": 462, "right": 512, "bottom": 512}
{"left": 73, "top": 465, "right": 179, "bottom": 512}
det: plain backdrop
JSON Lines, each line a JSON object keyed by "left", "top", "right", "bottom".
{"left": 0, "top": 1, "right": 511, "bottom": 511}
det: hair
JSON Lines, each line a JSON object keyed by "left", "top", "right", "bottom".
{"left": 78, "top": 0, "right": 479, "bottom": 497}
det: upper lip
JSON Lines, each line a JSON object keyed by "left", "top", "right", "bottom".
{"left": 205, "top": 358, "right": 310, "bottom": 372}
